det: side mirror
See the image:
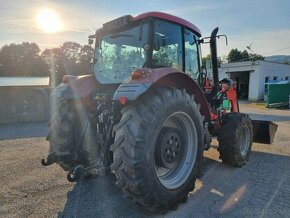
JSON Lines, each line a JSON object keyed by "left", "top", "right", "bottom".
{"left": 88, "top": 38, "right": 94, "bottom": 45}
{"left": 201, "top": 65, "right": 207, "bottom": 75}
{"left": 198, "top": 66, "right": 208, "bottom": 86}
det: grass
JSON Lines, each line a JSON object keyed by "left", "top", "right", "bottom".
{"left": 249, "top": 101, "right": 267, "bottom": 109}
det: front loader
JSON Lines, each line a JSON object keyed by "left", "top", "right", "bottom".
{"left": 42, "top": 12, "right": 278, "bottom": 213}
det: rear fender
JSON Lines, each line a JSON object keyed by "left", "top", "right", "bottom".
{"left": 51, "top": 74, "right": 99, "bottom": 111}
{"left": 52, "top": 74, "right": 99, "bottom": 99}
{"left": 68, "top": 75, "right": 99, "bottom": 98}
{"left": 113, "top": 67, "right": 211, "bottom": 121}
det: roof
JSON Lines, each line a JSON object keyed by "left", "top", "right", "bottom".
{"left": 0, "top": 77, "right": 50, "bottom": 87}
{"left": 221, "top": 60, "right": 290, "bottom": 68}
{"left": 134, "top": 11, "right": 201, "bottom": 37}
{"left": 266, "top": 80, "right": 290, "bottom": 85}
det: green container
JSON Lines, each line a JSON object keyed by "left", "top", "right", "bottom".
{"left": 267, "top": 84, "right": 290, "bottom": 108}
{"left": 216, "top": 93, "right": 230, "bottom": 110}
{"left": 221, "top": 98, "right": 230, "bottom": 110}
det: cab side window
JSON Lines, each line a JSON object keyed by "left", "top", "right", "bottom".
{"left": 153, "top": 20, "right": 182, "bottom": 69}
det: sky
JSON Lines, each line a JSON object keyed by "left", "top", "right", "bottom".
{"left": 1, "top": 0, "right": 290, "bottom": 57}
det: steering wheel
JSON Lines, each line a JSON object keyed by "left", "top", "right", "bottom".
{"left": 198, "top": 66, "right": 208, "bottom": 86}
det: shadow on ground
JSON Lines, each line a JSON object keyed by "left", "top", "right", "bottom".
{"left": 60, "top": 150, "right": 290, "bottom": 217}
{"left": 0, "top": 122, "right": 48, "bottom": 140}
{"left": 247, "top": 113, "right": 290, "bottom": 122}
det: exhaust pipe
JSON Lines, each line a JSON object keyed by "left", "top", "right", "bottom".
{"left": 206, "top": 27, "right": 220, "bottom": 99}
{"left": 210, "top": 27, "right": 219, "bottom": 89}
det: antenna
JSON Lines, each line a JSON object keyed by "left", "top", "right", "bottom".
{"left": 246, "top": 43, "right": 253, "bottom": 52}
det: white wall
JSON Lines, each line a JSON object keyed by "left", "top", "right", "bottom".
{"left": 248, "top": 68, "right": 260, "bottom": 101}
{"left": 218, "top": 69, "right": 228, "bottom": 80}
{"left": 218, "top": 61, "right": 290, "bottom": 101}
{"left": 258, "top": 61, "right": 290, "bottom": 81}
{"left": 257, "top": 61, "right": 290, "bottom": 100}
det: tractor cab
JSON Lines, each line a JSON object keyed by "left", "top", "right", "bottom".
{"left": 91, "top": 12, "right": 202, "bottom": 85}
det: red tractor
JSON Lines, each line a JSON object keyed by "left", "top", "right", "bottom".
{"left": 42, "top": 12, "right": 277, "bottom": 213}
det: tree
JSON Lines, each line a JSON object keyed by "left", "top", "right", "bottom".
{"left": 41, "top": 47, "right": 64, "bottom": 85}
{"left": 227, "top": 48, "right": 264, "bottom": 63}
{"left": 0, "top": 42, "right": 48, "bottom": 76}
{"left": 78, "top": 45, "right": 94, "bottom": 74}
{"left": 251, "top": 53, "right": 265, "bottom": 61}
{"left": 60, "top": 41, "right": 82, "bottom": 76}
{"left": 241, "top": 50, "right": 250, "bottom": 61}
{"left": 0, "top": 41, "right": 94, "bottom": 85}
{"left": 227, "top": 48, "right": 246, "bottom": 63}
{"left": 202, "top": 54, "right": 223, "bottom": 68}
{"left": 202, "top": 54, "right": 211, "bottom": 67}
{"left": 41, "top": 42, "right": 94, "bottom": 85}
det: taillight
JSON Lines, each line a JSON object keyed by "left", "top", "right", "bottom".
{"left": 119, "top": 96, "right": 127, "bottom": 105}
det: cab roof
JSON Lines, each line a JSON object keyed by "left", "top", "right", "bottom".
{"left": 134, "top": 11, "right": 201, "bottom": 37}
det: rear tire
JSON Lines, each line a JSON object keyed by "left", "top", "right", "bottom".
{"left": 217, "top": 112, "right": 253, "bottom": 167}
{"left": 48, "top": 98, "right": 101, "bottom": 176}
{"left": 111, "top": 87, "right": 204, "bottom": 213}
{"left": 48, "top": 100, "right": 77, "bottom": 171}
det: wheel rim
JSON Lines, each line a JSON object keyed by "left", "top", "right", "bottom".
{"left": 240, "top": 125, "right": 250, "bottom": 156}
{"left": 154, "top": 112, "right": 198, "bottom": 189}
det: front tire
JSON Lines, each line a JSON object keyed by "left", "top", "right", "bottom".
{"left": 217, "top": 112, "right": 253, "bottom": 167}
{"left": 111, "top": 87, "right": 204, "bottom": 213}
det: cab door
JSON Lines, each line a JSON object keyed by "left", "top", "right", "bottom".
{"left": 184, "top": 29, "right": 200, "bottom": 80}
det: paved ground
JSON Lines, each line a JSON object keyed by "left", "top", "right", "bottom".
{"left": 0, "top": 102, "right": 290, "bottom": 217}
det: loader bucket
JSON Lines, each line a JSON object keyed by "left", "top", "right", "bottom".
{"left": 251, "top": 120, "right": 278, "bottom": 144}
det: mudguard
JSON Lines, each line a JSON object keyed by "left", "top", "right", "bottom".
{"left": 52, "top": 75, "right": 99, "bottom": 100}
{"left": 113, "top": 82, "right": 152, "bottom": 101}
{"left": 51, "top": 83, "right": 81, "bottom": 100}
{"left": 44, "top": 74, "right": 103, "bottom": 180}
{"left": 50, "top": 75, "right": 100, "bottom": 112}
{"left": 113, "top": 67, "right": 211, "bottom": 121}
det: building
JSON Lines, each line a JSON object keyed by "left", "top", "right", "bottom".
{"left": 0, "top": 77, "right": 50, "bottom": 124}
{"left": 218, "top": 60, "right": 290, "bottom": 101}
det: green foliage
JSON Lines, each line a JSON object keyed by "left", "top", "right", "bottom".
{"left": 0, "top": 42, "right": 93, "bottom": 85}
{"left": 201, "top": 54, "right": 223, "bottom": 68}
{"left": 252, "top": 53, "right": 265, "bottom": 61}
{"left": 97, "top": 43, "right": 146, "bottom": 82}
{"left": 153, "top": 47, "right": 171, "bottom": 66}
{"left": 227, "top": 48, "right": 246, "bottom": 62}
{"left": 227, "top": 48, "right": 265, "bottom": 63}
{"left": 202, "top": 54, "right": 211, "bottom": 67}
{"left": 0, "top": 41, "right": 94, "bottom": 86}
{"left": 0, "top": 42, "right": 48, "bottom": 77}
{"left": 152, "top": 45, "right": 183, "bottom": 68}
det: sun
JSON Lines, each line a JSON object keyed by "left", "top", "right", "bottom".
{"left": 36, "top": 9, "right": 63, "bottom": 33}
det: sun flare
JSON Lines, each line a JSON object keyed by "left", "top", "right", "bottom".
{"left": 36, "top": 9, "right": 62, "bottom": 33}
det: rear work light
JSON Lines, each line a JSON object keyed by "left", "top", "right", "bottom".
{"left": 63, "top": 75, "right": 77, "bottom": 84}
{"left": 103, "top": 15, "right": 133, "bottom": 32}
{"left": 131, "top": 69, "right": 145, "bottom": 80}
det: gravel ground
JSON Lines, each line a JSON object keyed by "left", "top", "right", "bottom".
{"left": 0, "top": 102, "right": 290, "bottom": 217}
